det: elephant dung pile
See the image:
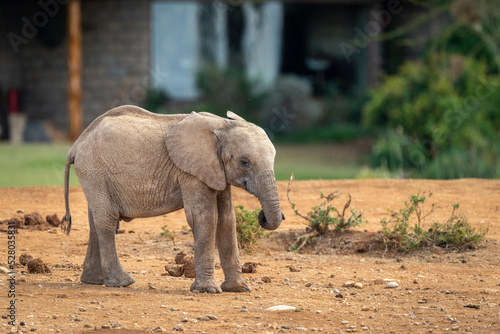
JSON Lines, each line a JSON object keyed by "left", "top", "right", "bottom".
{"left": 164, "top": 251, "right": 195, "bottom": 278}
{"left": 20, "top": 253, "right": 51, "bottom": 274}
{"left": 0, "top": 212, "right": 61, "bottom": 232}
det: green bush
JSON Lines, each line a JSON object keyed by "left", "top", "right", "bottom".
{"left": 287, "top": 174, "right": 367, "bottom": 251}
{"left": 196, "top": 64, "right": 267, "bottom": 123}
{"left": 364, "top": 55, "right": 500, "bottom": 178}
{"left": 160, "top": 226, "right": 176, "bottom": 245}
{"left": 234, "top": 205, "right": 271, "bottom": 253}
{"left": 381, "top": 191, "right": 487, "bottom": 253}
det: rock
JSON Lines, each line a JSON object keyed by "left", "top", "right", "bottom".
{"left": 284, "top": 277, "right": 289, "bottom": 282}
{"left": 101, "top": 324, "right": 111, "bottom": 329}
{"left": 175, "top": 251, "right": 187, "bottom": 264}
{"left": 45, "top": 214, "right": 61, "bottom": 227}
{"left": 152, "top": 326, "right": 166, "bottom": 332}
{"left": 182, "top": 255, "right": 196, "bottom": 278}
{"left": 361, "top": 306, "right": 370, "bottom": 311}
{"left": 265, "top": 305, "right": 296, "bottom": 311}
{"left": 172, "top": 324, "right": 184, "bottom": 332}
{"left": 165, "top": 264, "right": 183, "bottom": 277}
{"left": 27, "top": 258, "right": 50, "bottom": 274}
{"left": 335, "top": 293, "right": 344, "bottom": 298}
{"left": 83, "top": 324, "right": 92, "bottom": 328}
{"left": 343, "top": 280, "right": 356, "bottom": 288}
{"left": 205, "top": 314, "right": 218, "bottom": 320}
{"left": 111, "top": 322, "right": 121, "bottom": 328}
{"left": 341, "top": 320, "right": 349, "bottom": 325}
{"left": 261, "top": 276, "right": 271, "bottom": 283}
{"left": 172, "top": 324, "right": 183, "bottom": 331}
{"left": 240, "top": 308, "right": 248, "bottom": 312}
{"left": 242, "top": 262, "right": 257, "bottom": 273}
{"left": 296, "top": 327, "right": 307, "bottom": 331}
{"left": 385, "top": 282, "right": 399, "bottom": 289}
{"left": 354, "top": 283, "right": 363, "bottom": 289}
{"left": 0, "top": 266, "right": 10, "bottom": 274}
{"left": 19, "top": 254, "right": 33, "bottom": 266}
{"left": 281, "top": 325, "right": 291, "bottom": 329}
{"left": 288, "top": 266, "right": 300, "bottom": 272}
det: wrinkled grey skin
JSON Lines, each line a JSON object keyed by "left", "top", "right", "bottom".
{"left": 61, "top": 105, "right": 284, "bottom": 293}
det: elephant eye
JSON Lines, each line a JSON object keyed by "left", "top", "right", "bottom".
{"left": 240, "top": 158, "right": 250, "bottom": 168}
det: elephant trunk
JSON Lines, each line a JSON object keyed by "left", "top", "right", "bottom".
{"left": 257, "top": 170, "right": 284, "bottom": 231}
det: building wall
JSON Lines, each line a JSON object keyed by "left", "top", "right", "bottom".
{"left": 0, "top": 0, "right": 150, "bottom": 133}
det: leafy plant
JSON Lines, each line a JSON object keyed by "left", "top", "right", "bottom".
{"left": 381, "top": 192, "right": 488, "bottom": 253}
{"left": 160, "top": 226, "right": 176, "bottom": 246}
{"left": 287, "top": 173, "right": 367, "bottom": 251}
{"left": 234, "top": 205, "right": 271, "bottom": 253}
{"left": 363, "top": 56, "right": 500, "bottom": 179}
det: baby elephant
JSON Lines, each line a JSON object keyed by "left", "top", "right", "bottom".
{"left": 61, "top": 105, "right": 284, "bottom": 293}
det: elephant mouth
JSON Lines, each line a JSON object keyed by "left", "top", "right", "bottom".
{"left": 258, "top": 210, "right": 285, "bottom": 229}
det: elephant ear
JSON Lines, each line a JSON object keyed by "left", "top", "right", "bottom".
{"left": 166, "top": 112, "right": 228, "bottom": 191}
{"left": 227, "top": 110, "right": 246, "bottom": 122}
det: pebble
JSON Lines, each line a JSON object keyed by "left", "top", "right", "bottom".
{"left": 205, "top": 314, "right": 218, "bottom": 320}
{"left": 354, "top": 282, "right": 363, "bottom": 289}
{"left": 333, "top": 288, "right": 339, "bottom": 293}
{"left": 281, "top": 325, "right": 291, "bottom": 329}
{"left": 265, "top": 305, "right": 296, "bottom": 311}
{"left": 172, "top": 324, "right": 183, "bottom": 331}
{"left": 341, "top": 320, "right": 349, "bottom": 325}
{"left": 409, "top": 313, "right": 415, "bottom": 319}
{"left": 170, "top": 307, "right": 177, "bottom": 311}
{"left": 152, "top": 326, "right": 166, "bottom": 332}
{"left": 101, "top": 324, "right": 111, "bottom": 329}
{"left": 284, "top": 277, "right": 289, "bottom": 282}
{"left": 335, "top": 293, "right": 344, "bottom": 298}
{"left": 296, "top": 327, "right": 307, "bottom": 331}
{"left": 385, "top": 282, "right": 399, "bottom": 289}
{"left": 361, "top": 306, "right": 370, "bottom": 311}
{"left": 240, "top": 308, "right": 248, "bottom": 312}
{"left": 343, "top": 280, "right": 356, "bottom": 288}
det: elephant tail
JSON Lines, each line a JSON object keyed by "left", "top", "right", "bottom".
{"left": 61, "top": 150, "right": 75, "bottom": 236}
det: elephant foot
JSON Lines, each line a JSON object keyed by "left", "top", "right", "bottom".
{"left": 190, "top": 279, "right": 222, "bottom": 293}
{"left": 103, "top": 271, "right": 135, "bottom": 287}
{"left": 80, "top": 272, "right": 104, "bottom": 285}
{"left": 221, "top": 278, "right": 251, "bottom": 292}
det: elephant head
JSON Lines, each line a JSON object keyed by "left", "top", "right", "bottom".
{"left": 166, "top": 111, "right": 284, "bottom": 230}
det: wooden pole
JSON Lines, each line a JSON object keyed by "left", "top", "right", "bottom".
{"left": 67, "top": 0, "right": 82, "bottom": 141}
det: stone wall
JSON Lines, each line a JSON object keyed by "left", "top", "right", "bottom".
{"left": 0, "top": 0, "right": 150, "bottom": 133}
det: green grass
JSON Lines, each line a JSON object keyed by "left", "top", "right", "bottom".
{"left": 0, "top": 141, "right": 369, "bottom": 188}
{"left": 0, "top": 143, "right": 79, "bottom": 188}
{"left": 274, "top": 142, "right": 367, "bottom": 180}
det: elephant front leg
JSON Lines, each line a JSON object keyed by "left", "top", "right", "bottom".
{"left": 217, "top": 188, "right": 251, "bottom": 292}
{"left": 182, "top": 179, "right": 221, "bottom": 293}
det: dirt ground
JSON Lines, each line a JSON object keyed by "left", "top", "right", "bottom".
{"left": 0, "top": 179, "right": 499, "bottom": 333}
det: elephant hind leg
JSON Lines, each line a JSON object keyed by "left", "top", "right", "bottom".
{"left": 80, "top": 209, "right": 104, "bottom": 285}
{"left": 93, "top": 211, "right": 135, "bottom": 287}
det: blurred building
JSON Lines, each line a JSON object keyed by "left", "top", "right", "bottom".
{"left": 0, "top": 0, "right": 444, "bottom": 139}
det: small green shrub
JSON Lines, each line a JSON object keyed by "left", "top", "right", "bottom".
{"left": 381, "top": 192, "right": 488, "bottom": 253}
{"left": 287, "top": 173, "right": 367, "bottom": 251}
{"left": 160, "top": 226, "right": 176, "bottom": 245}
{"left": 235, "top": 205, "right": 271, "bottom": 253}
